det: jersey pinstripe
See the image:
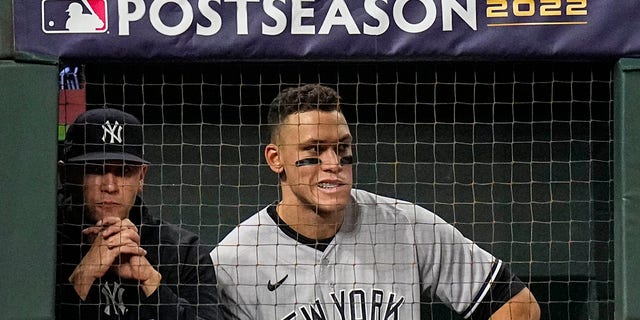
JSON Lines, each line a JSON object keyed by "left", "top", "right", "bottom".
{"left": 211, "top": 189, "right": 501, "bottom": 319}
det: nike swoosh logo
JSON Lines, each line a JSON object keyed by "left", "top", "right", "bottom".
{"left": 267, "top": 274, "right": 289, "bottom": 291}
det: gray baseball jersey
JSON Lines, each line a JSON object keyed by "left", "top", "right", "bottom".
{"left": 211, "top": 189, "right": 507, "bottom": 319}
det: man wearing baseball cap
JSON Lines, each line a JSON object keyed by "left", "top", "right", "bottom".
{"left": 56, "top": 108, "right": 221, "bottom": 319}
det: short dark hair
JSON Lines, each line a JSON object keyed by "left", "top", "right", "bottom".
{"left": 267, "top": 84, "right": 341, "bottom": 142}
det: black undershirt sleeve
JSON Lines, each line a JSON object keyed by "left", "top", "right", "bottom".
{"left": 467, "top": 263, "right": 527, "bottom": 320}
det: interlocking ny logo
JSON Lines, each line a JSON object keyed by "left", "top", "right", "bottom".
{"left": 102, "top": 120, "right": 123, "bottom": 144}
{"left": 101, "top": 282, "right": 127, "bottom": 316}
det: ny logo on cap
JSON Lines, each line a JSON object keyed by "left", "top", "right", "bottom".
{"left": 102, "top": 121, "right": 123, "bottom": 144}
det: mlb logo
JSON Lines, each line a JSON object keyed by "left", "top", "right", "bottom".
{"left": 42, "top": 0, "right": 108, "bottom": 34}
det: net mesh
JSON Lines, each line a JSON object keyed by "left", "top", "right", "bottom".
{"left": 59, "top": 61, "right": 614, "bottom": 319}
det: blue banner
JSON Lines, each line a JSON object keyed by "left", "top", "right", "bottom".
{"left": 13, "top": 0, "right": 640, "bottom": 60}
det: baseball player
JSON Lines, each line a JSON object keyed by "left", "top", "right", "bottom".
{"left": 56, "top": 108, "right": 221, "bottom": 319}
{"left": 211, "top": 84, "right": 540, "bottom": 319}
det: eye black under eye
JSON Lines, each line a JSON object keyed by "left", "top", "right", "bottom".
{"left": 295, "top": 158, "right": 321, "bottom": 167}
{"left": 294, "top": 156, "right": 354, "bottom": 167}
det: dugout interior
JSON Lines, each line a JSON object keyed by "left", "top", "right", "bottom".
{"left": 58, "top": 61, "right": 615, "bottom": 320}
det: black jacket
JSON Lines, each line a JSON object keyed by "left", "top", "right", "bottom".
{"left": 56, "top": 197, "right": 222, "bottom": 320}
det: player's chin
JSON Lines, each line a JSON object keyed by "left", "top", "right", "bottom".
{"left": 316, "top": 194, "right": 351, "bottom": 212}
{"left": 316, "top": 202, "right": 349, "bottom": 215}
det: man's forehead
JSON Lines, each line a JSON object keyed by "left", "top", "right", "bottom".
{"left": 283, "top": 122, "right": 350, "bottom": 132}
{"left": 277, "top": 110, "right": 351, "bottom": 142}
{"left": 282, "top": 110, "right": 346, "bottom": 124}
{"left": 281, "top": 122, "right": 351, "bottom": 142}
{"left": 282, "top": 111, "right": 348, "bottom": 131}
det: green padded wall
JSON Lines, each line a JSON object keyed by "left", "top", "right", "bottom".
{"left": 0, "top": 61, "right": 58, "bottom": 319}
{"left": 615, "top": 58, "right": 640, "bottom": 320}
{"left": 0, "top": 0, "right": 12, "bottom": 58}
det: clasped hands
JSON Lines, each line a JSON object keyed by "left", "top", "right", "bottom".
{"left": 69, "top": 216, "right": 162, "bottom": 300}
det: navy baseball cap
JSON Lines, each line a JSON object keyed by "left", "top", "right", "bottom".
{"left": 63, "top": 108, "right": 149, "bottom": 164}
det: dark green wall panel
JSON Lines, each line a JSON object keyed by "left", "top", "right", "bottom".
{"left": 0, "top": 0, "right": 13, "bottom": 59}
{"left": 0, "top": 61, "right": 58, "bottom": 319}
{"left": 615, "top": 58, "right": 640, "bottom": 320}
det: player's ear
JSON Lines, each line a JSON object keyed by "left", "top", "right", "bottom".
{"left": 265, "top": 143, "right": 284, "bottom": 175}
{"left": 137, "top": 165, "right": 148, "bottom": 193}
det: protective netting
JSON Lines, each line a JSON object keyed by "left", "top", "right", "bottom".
{"left": 59, "top": 61, "right": 614, "bottom": 319}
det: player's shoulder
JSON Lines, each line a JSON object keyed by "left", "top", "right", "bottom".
{"left": 217, "top": 208, "right": 273, "bottom": 245}
{"left": 213, "top": 207, "right": 277, "bottom": 261}
{"left": 351, "top": 188, "right": 405, "bottom": 206}
{"left": 351, "top": 188, "right": 441, "bottom": 225}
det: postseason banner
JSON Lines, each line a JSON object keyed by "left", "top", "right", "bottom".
{"left": 13, "top": 0, "right": 640, "bottom": 60}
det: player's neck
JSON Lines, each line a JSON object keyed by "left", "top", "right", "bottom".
{"left": 276, "top": 202, "right": 344, "bottom": 240}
